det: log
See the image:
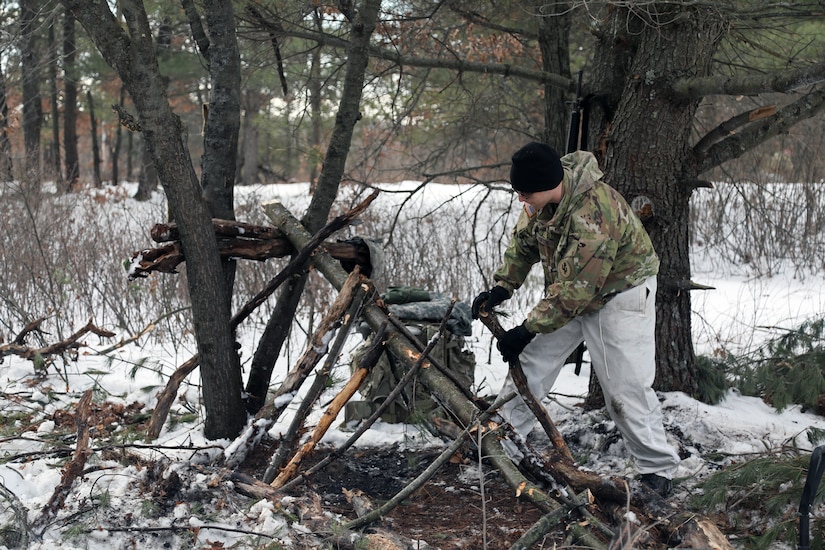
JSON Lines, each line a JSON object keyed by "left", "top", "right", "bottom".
{"left": 129, "top": 234, "right": 370, "bottom": 279}
{"left": 150, "top": 218, "right": 285, "bottom": 243}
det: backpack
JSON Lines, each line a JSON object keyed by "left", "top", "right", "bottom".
{"left": 345, "top": 288, "right": 476, "bottom": 424}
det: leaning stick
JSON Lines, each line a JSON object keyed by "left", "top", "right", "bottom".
{"left": 476, "top": 309, "right": 574, "bottom": 462}
{"left": 276, "top": 303, "right": 456, "bottom": 492}
{"left": 146, "top": 191, "right": 378, "bottom": 440}
{"left": 258, "top": 285, "right": 368, "bottom": 479}
{"left": 268, "top": 323, "right": 387, "bottom": 490}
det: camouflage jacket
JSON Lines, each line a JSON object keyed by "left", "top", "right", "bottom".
{"left": 493, "top": 151, "right": 659, "bottom": 334}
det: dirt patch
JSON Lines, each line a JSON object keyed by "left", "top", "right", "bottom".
{"left": 240, "top": 437, "right": 552, "bottom": 549}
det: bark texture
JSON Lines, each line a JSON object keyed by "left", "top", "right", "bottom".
{"left": 244, "top": 0, "right": 383, "bottom": 412}
{"left": 67, "top": 0, "right": 245, "bottom": 439}
{"left": 590, "top": 6, "right": 725, "bottom": 394}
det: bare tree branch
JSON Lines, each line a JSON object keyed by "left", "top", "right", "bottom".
{"left": 247, "top": 10, "right": 575, "bottom": 92}
{"left": 694, "top": 86, "right": 825, "bottom": 174}
{"left": 672, "top": 60, "right": 825, "bottom": 98}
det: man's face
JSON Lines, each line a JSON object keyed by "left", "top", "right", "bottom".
{"left": 516, "top": 185, "right": 563, "bottom": 210}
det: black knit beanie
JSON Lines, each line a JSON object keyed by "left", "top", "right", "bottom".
{"left": 509, "top": 142, "right": 564, "bottom": 193}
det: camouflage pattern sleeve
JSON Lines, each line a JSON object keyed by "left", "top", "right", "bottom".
{"left": 523, "top": 232, "right": 618, "bottom": 333}
{"left": 493, "top": 208, "right": 541, "bottom": 295}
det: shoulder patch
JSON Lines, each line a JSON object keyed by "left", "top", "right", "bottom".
{"left": 558, "top": 258, "right": 574, "bottom": 281}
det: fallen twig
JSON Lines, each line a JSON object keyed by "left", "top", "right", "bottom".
{"left": 32, "top": 390, "right": 94, "bottom": 532}
{"left": 1, "top": 319, "right": 116, "bottom": 363}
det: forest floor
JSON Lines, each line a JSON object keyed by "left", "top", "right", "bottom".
{"left": 240, "top": 436, "right": 559, "bottom": 549}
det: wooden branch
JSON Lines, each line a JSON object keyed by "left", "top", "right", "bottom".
{"left": 32, "top": 390, "right": 94, "bottom": 532}
{"left": 128, "top": 238, "right": 369, "bottom": 279}
{"left": 246, "top": 11, "right": 574, "bottom": 92}
{"left": 673, "top": 279, "right": 716, "bottom": 291}
{"left": 257, "top": 287, "right": 368, "bottom": 477}
{"left": 695, "top": 86, "right": 825, "bottom": 174}
{"left": 223, "top": 269, "right": 366, "bottom": 469}
{"left": 276, "top": 304, "right": 455, "bottom": 492}
{"left": 680, "top": 179, "right": 714, "bottom": 190}
{"left": 475, "top": 309, "right": 574, "bottom": 463}
{"left": 13, "top": 316, "right": 48, "bottom": 345}
{"left": 671, "top": 60, "right": 825, "bottom": 99}
{"left": 146, "top": 353, "right": 200, "bottom": 440}
{"left": 693, "top": 104, "right": 776, "bottom": 154}
{"left": 145, "top": 193, "right": 378, "bottom": 440}
{"left": 150, "top": 218, "right": 285, "bottom": 243}
{"left": 1, "top": 319, "right": 115, "bottom": 363}
{"left": 269, "top": 348, "right": 372, "bottom": 489}
{"left": 256, "top": 269, "right": 365, "bottom": 421}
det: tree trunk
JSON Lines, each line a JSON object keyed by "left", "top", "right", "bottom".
{"left": 68, "top": 0, "right": 246, "bottom": 439}
{"left": 62, "top": 1, "right": 79, "bottom": 189}
{"left": 111, "top": 86, "right": 125, "bottom": 185}
{"left": 47, "top": 24, "right": 62, "bottom": 186}
{"left": 308, "top": 15, "right": 323, "bottom": 187}
{"left": 535, "top": 1, "right": 571, "bottom": 151}
{"left": 198, "top": 0, "right": 240, "bottom": 222}
{"left": 244, "top": 0, "right": 383, "bottom": 412}
{"left": 593, "top": 7, "right": 724, "bottom": 394}
{"left": 20, "top": 0, "right": 43, "bottom": 188}
{"left": 0, "top": 59, "right": 13, "bottom": 181}
{"left": 134, "top": 141, "right": 159, "bottom": 201}
{"left": 239, "top": 89, "right": 262, "bottom": 185}
{"left": 86, "top": 90, "right": 102, "bottom": 188}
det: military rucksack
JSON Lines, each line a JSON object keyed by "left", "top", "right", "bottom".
{"left": 345, "top": 288, "right": 476, "bottom": 424}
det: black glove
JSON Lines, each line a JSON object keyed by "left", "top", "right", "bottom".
{"left": 497, "top": 323, "right": 535, "bottom": 363}
{"left": 471, "top": 286, "right": 510, "bottom": 319}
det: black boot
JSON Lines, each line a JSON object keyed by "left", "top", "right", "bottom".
{"left": 639, "top": 473, "right": 672, "bottom": 498}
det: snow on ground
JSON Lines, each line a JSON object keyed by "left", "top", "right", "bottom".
{"left": 2, "top": 181, "right": 825, "bottom": 549}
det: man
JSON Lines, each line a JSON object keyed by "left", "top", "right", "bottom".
{"left": 472, "top": 141, "right": 680, "bottom": 497}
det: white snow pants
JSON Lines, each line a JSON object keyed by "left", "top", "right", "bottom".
{"left": 498, "top": 276, "right": 681, "bottom": 477}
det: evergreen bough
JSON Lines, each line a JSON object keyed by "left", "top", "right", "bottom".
{"left": 696, "top": 316, "right": 825, "bottom": 412}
